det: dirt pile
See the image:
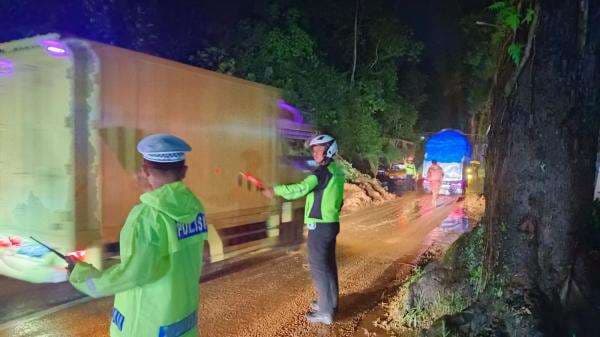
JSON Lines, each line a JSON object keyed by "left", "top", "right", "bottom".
{"left": 338, "top": 158, "right": 396, "bottom": 213}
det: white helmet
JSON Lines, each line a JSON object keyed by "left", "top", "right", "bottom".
{"left": 309, "top": 134, "right": 338, "bottom": 159}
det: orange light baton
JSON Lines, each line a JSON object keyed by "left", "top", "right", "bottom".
{"left": 239, "top": 171, "right": 265, "bottom": 189}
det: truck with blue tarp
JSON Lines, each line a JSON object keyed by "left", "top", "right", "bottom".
{"left": 422, "top": 129, "right": 472, "bottom": 195}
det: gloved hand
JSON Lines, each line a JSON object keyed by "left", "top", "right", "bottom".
{"left": 261, "top": 187, "right": 274, "bottom": 199}
{"left": 65, "top": 255, "right": 79, "bottom": 274}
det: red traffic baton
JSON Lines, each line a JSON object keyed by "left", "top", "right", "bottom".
{"left": 239, "top": 171, "right": 265, "bottom": 189}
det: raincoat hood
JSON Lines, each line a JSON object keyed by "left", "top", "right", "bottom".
{"left": 140, "top": 181, "right": 201, "bottom": 223}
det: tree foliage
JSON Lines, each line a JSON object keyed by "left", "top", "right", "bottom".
{"left": 205, "top": 0, "right": 424, "bottom": 165}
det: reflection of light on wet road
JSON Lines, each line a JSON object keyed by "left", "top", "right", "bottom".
{"left": 422, "top": 201, "right": 471, "bottom": 248}
{"left": 440, "top": 207, "right": 469, "bottom": 233}
{"left": 400, "top": 194, "right": 456, "bottom": 225}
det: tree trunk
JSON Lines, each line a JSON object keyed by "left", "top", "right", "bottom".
{"left": 350, "top": 0, "right": 359, "bottom": 85}
{"left": 483, "top": 0, "right": 599, "bottom": 334}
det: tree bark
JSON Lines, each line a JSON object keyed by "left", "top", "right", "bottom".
{"left": 483, "top": 0, "right": 599, "bottom": 334}
{"left": 350, "top": 0, "right": 359, "bottom": 85}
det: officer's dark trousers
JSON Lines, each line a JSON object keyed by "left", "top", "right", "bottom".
{"left": 307, "top": 222, "right": 340, "bottom": 315}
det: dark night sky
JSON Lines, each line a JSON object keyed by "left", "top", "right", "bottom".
{"left": 395, "top": 0, "right": 489, "bottom": 131}
{"left": 0, "top": 0, "right": 485, "bottom": 67}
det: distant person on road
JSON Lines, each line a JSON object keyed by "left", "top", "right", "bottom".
{"left": 404, "top": 156, "right": 417, "bottom": 191}
{"left": 68, "top": 134, "right": 207, "bottom": 337}
{"left": 262, "top": 134, "right": 345, "bottom": 325}
{"left": 427, "top": 160, "right": 444, "bottom": 207}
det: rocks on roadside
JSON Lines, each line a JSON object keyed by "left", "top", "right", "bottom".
{"left": 338, "top": 158, "right": 397, "bottom": 214}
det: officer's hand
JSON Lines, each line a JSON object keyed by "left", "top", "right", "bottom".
{"left": 261, "top": 187, "right": 274, "bottom": 199}
{"left": 65, "top": 255, "right": 78, "bottom": 274}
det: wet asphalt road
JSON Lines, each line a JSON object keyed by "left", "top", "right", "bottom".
{"left": 0, "top": 193, "right": 462, "bottom": 337}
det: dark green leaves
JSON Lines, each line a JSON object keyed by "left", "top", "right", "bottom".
{"left": 488, "top": 1, "right": 535, "bottom": 65}
{"left": 508, "top": 43, "right": 522, "bottom": 65}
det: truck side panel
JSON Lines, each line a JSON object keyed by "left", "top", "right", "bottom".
{"left": 92, "top": 43, "right": 280, "bottom": 243}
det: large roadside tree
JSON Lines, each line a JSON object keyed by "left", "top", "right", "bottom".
{"left": 390, "top": 1, "right": 599, "bottom": 336}
{"left": 472, "top": 0, "right": 599, "bottom": 335}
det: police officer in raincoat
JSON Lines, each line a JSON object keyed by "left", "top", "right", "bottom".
{"left": 262, "top": 134, "right": 345, "bottom": 325}
{"left": 69, "top": 133, "right": 207, "bottom": 337}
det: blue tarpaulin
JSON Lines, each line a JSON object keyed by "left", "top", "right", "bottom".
{"left": 424, "top": 129, "right": 471, "bottom": 163}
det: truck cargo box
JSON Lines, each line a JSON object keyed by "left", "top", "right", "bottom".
{"left": 0, "top": 34, "right": 308, "bottom": 277}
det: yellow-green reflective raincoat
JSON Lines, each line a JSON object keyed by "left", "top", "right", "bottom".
{"left": 70, "top": 181, "right": 206, "bottom": 337}
{"left": 274, "top": 161, "right": 345, "bottom": 224}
